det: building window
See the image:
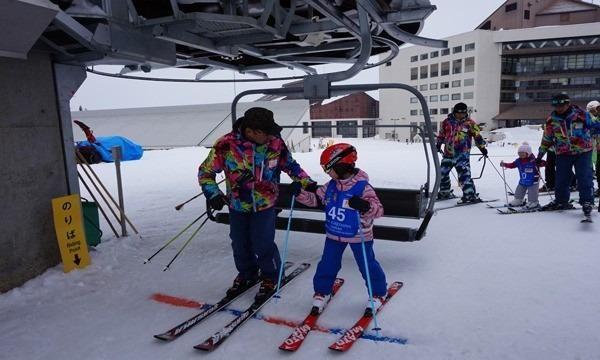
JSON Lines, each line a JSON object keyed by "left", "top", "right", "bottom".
{"left": 440, "top": 81, "right": 450, "bottom": 89}
{"left": 411, "top": 67, "right": 418, "bottom": 80}
{"left": 419, "top": 84, "right": 427, "bottom": 91}
{"left": 430, "top": 83, "right": 438, "bottom": 90}
{"left": 505, "top": 3, "right": 517, "bottom": 12}
{"left": 464, "top": 78, "right": 475, "bottom": 86}
{"left": 464, "top": 92, "right": 474, "bottom": 100}
{"left": 362, "top": 120, "right": 377, "bottom": 138}
{"left": 453, "top": 46, "right": 462, "bottom": 54}
{"left": 337, "top": 121, "right": 358, "bottom": 138}
{"left": 420, "top": 65, "right": 428, "bottom": 79}
{"left": 452, "top": 93, "right": 461, "bottom": 100}
{"left": 430, "top": 95, "right": 439, "bottom": 102}
{"left": 303, "top": 122, "right": 309, "bottom": 134}
{"left": 420, "top": 53, "right": 428, "bottom": 61}
{"left": 465, "top": 57, "right": 475, "bottom": 73}
{"left": 430, "top": 63, "right": 439, "bottom": 78}
{"left": 431, "top": 51, "right": 439, "bottom": 58}
{"left": 440, "top": 108, "right": 449, "bottom": 114}
{"left": 524, "top": 10, "right": 530, "bottom": 20}
{"left": 312, "top": 121, "right": 332, "bottom": 138}
{"left": 410, "top": 97, "right": 418, "bottom": 103}
{"left": 452, "top": 59, "right": 462, "bottom": 74}
{"left": 441, "top": 61, "right": 450, "bottom": 76}
{"left": 410, "top": 109, "right": 418, "bottom": 116}
{"left": 465, "top": 43, "right": 475, "bottom": 51}
{"left": 440, "top": 94, "right": 449, "bottom": 101}
{"left": 430, "top": 109, "right": 438, "bottom": 115}
{"left": 452, "top": 80, "right": 461, "bottom": 88}
{"left": 441, "top": 48, "right": 450, "bottom": 56}
{"left": 410, "top": 55, "right": 418, "bottom": 62}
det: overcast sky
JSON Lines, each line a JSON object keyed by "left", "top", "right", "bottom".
{"left": 71, "top": 1, "right": 510, "bottom": 110}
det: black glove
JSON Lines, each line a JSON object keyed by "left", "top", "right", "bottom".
{"left": 480, "top": 147, "right": 488, "bottom": 157}
{"left": 289, "top": 181, "right": 302, "bottom": 196}
{"left": 535, "top": 154, "right": 544, "bottom": 166}
{"left": 348, "top": 196, "right": 371, "bottom": 213}
{"left": 436, "top": 144, "right": 443, "bottom": 154}
{"left": 208, "top": 194, "right": 227, "bottom": 211}
{"left": 305, "top": 181, "right": 319, "bottom": 193}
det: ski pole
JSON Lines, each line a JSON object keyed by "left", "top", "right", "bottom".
{"left": 358, "top": 222, "right": 381, "bottom": 337}
{"left": 175, "top": 178, "right": 226, "bottom": 211}
{"left": 274, "top": 195, "right": 295, "bottom": 300}
{"left": 163, "top": 216, "right": 210, "bottom": 271}
{"left": 144, "top": 211, "right": 206, "bottom": 264}
{"left": 501, "top": 166, "right": 510, "bottom": 206}
{"left": 537, "top": 166, "right": 554, "bottom": 202}
{"left": 488, "top": 159, "right": 515, "bottom": 194}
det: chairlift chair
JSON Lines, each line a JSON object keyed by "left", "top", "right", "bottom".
{"left": 207, "top": 82, "right": 441, "bottom": 242}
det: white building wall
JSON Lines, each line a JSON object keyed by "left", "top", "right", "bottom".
{"left": 380, "top": 30, "right": 502, "bottom": 141}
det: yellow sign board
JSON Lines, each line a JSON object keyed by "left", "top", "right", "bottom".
{"left": 52, "top": 194, "right": 91, "bottom": 273}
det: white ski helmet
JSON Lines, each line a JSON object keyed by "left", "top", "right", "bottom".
{"left": 587, "top": 100, "right": 600, "bottom": 112}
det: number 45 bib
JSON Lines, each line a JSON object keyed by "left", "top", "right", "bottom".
{"left": 324, "top": 180, "right": 368, "bottom": 237}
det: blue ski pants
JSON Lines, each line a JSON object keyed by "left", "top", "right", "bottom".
{"left": 555, "top": 151, "right": 594, "bottom": 205}
{"left": 229, "top": 208, "right": 281, "bottom": 281}
{"left": 313, "top": 238, "right": 387, "bottom": 297}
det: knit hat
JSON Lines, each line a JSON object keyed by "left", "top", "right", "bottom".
{"left": 518, "top": 142, "right": 532, "bottom": 155}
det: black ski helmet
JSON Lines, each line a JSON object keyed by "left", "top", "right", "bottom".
{"left": 551, "top": 93, "right": 570, "bottom": 106}
{"left": 453, "top": 102, "right": 468, "bottom": 114}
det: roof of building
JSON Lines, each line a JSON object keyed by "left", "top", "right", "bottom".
{"left": 493, "top": 104, "right": 551, "bottom": 121}
{"left": 538, "top": 0, "right": 600, "bottom": 15}
{"left": 72, "top": 100, "right": 309, "bottom": 148}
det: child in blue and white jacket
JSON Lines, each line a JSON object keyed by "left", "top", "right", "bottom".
{"left": 501, "top": 142, "right": 546, "bottom": 209}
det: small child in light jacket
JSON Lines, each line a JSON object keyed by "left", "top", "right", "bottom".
{"left": 501, "top": 142, "right": 546, "bottom": 209}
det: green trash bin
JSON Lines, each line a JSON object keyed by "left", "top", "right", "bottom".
{"left": 81, "top": 199, "right": 102, "bottom": 247}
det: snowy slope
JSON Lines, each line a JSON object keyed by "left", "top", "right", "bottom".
{"left": 1, "top": 127, "right": 599, "bottom": 360}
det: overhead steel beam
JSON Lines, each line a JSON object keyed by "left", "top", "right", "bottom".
{"left": 152, "top": 23, "right": 237, "bottom": 58}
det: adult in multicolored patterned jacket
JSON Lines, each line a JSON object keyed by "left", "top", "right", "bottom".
{"left": 198, "top": 107, "right": 316, "bottom": 302}
{"left": 435, "top": 102, "right": 488, "bottom": 203}
{"left": 536, "top": 94, "right": 600, "bottom": 217}
{"left": 500, "top": 142, "right": 545, "bottom": 210}
{"left": 586, "top": 100, "right": 600, "bottom": 197}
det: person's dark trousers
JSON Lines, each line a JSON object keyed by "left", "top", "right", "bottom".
{"left": 555, "top": 152, "right": 594, "bottom": 205}
{"left": 229, "top": 208, "right": 281, "bottom": 281}
{"left": 313, "top": 238, "right": 387, "bottom": 297}
{"left": 545, "top": 150, "right": 556, "bottom": 190}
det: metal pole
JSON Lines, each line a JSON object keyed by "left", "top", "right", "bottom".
{"left": 112, "top": 146, "right": 127, "bottom": 237}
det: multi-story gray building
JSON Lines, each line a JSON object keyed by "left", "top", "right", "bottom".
{"left": 380, "top": 0, "right": 600, "bottom": 140}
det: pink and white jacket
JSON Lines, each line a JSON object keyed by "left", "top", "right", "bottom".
{"left": 296, "top": 169, "right": 383, "bottom": 243}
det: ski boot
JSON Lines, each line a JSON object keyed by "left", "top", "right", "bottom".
{"left": 509, "top": 198, "right": 526, "bottom": 207}
{"left": 541, "top": 200, "right": 574, "bottom": 211}
{"left": 364, "top": 296, "right": 385, "bottom": 317}
{"left": 524, "top": 201, "right": 541, "bottom": 210}
{"left": 226, "top": 274, "right": 257, "bottom": 298}
{"left": 311, "top": 293, "right": 331, "bottom": 315}
{"left": 457, "top": 194, "right": 481, "bottom": 204}
{"left": 436, "top": 190, "right": 455, "bottom": 201}
{"left": 254, "top": 278, "right": 276, "bottom": 303}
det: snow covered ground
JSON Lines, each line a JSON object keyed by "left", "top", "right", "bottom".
{"left": 2, "top": 127, "right": 600, "bottom": 360}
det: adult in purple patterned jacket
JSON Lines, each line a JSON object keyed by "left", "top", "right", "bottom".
{"left": 536, "top": 94, "right": 600, "bottom": 217}
{"left": 198, "top": 107, "right": 316, "bottom": 302}
{"left": 435, "top": 102, "right": 488, "bottom": 204}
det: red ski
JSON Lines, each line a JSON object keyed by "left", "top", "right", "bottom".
{"left": 278, "top": 278, "right": 344, "bottom": 352}
{"left": 328, "top": 281, "right": 403, "bottom": 352}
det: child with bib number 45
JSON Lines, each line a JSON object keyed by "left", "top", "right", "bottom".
{"left": 292, "top": 143, "right": 387, "bottom": 315}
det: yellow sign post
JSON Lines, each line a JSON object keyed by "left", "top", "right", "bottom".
{"left": 52, "top": 194, "right": 91, "bottom": 272}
